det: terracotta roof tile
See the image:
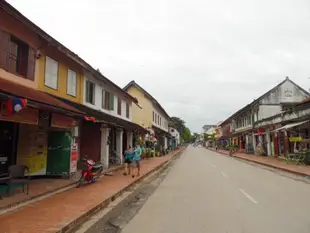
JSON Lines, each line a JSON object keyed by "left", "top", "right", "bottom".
{"left": 0, "top": 78, "right": 82, "bottom": 114}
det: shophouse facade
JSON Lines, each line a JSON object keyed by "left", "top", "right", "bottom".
{"left": 219, "top": 77, "right": 310, "bottom": 155}
{"left": 124, "top": 81, "right": 170, "bottom": 149}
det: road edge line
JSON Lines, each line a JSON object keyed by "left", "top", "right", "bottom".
{"left": 207, "top": 148, "right": 310, "bottom": 178}
{"left": 57, "top": 147, "right": 186, "bottom": 233}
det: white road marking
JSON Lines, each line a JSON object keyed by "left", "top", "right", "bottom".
{"left": 221, "top": 171, "right": 228, "bottom": 177}
{"left": 212, "top": 164, "right": 217, "bottom": 168}
{"left": 239, "top": 188, "right": 258, "bottom": 204}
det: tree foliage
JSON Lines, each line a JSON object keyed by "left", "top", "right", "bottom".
{"left": 183, "top": 127, "right": 191, "bottom": 142}
{"left": 169, "top": 116, "right": 192, "bottom": 142}
{"left": 169, "top": 116, "right": 186, "bottom": 136}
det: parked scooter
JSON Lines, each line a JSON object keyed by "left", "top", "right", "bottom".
{"left": 76, "top": 156, "right": 103, "bottom": 187}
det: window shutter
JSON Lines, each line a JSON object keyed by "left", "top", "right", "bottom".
{"left": 117, "top": 97, "right": 122, "bottom": 115}
{"left": 27, "top": 47, "right": 35, "bottom": 80}
{"left": 72, "top": 72, "right": 76, "bottom": 96}
{"left": 109, "top": 93, "right": 114, "bottom": 110}
{"left": 45, "top": 57, "right": 58, "bottom": 89}
{"left": 105, "top": 91, "right": 109, "bottom": 110}
{"left": 67, "top": 69, "right": 77, "bottom": 96}
{"left": 102, "top": 89, "right": 106, "bottom": 108}
{"left": 126, "top": 103, "right": 129, "bottom": 118}
{"left": 0, "top": 30, "right": 9, "bottom": 70}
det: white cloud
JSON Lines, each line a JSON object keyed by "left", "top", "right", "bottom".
{"left": 7, "top": 0, "right": 310, "bottom": 132}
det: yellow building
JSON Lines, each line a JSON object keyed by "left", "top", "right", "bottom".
{"left": 124, "top": 81, "right": 170, "bottom": 149}
{"left": 124, "top": 81, "right": 153, "bottom": 129}
{"left": 36, "top": 53, "right": 84, "bottom": 103}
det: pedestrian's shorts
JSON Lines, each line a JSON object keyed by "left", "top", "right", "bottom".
{"left": 125, "top": 158, "right": 132, "bottom": 164}
{"left": 134, "top": 160, "right": 140, "bottom": 168}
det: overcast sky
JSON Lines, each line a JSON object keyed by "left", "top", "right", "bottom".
{"left": 8, "top": 0, "right": 310, "bottom": 132}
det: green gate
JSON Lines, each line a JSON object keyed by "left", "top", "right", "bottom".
{"left": 47, "top": 131, "right": 72, "bottom": 176}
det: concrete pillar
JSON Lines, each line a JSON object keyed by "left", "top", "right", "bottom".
{"left": 127, "top": 131, "right": 133, "bottom": 149}
{"left": 266, "top": 131, "right": 271, "bottom": 156}
{"left": 252, "top": 134, "right": 256, "bottom": 152}
{"left": 284, "top": 130, "right": 289, "bottom": 157}
{"left": 164, "top": 136, "right": 168, "bottom": 149}
{"left": 116, "top": 129, "right": 124, "bottom": 164}
{"left": 100, "top": 126, "right": 110, "bottom": 169}
{"left": 274, "top": 132, "right": 279, "bottom": 157}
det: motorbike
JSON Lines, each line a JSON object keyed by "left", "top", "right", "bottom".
{"left": 76, "top": 157, "right": 103, "bottom": 187}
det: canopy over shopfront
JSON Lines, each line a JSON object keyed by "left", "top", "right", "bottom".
{"left": 272, "top": 120, "right": 309, "bottom": 132}
{"left": 0, "top": 78, "right": 83, "bottom": 116}
{"left": 54, "top": 96, "right": 148, "bottom": 133}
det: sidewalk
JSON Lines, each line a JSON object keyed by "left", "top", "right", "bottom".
{"left": 0, "top": 148, "right": 184, "bottom": 233}
{"left": 209, "top": 148, "right": 310, "bottom": 176}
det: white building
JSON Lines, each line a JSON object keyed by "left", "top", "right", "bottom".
{"left": 169, "top": 127, "right": 180, "bottom": 145}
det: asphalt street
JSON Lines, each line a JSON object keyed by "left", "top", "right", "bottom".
{"left": 121, "top": 146, "right": 310, "bottom": 233}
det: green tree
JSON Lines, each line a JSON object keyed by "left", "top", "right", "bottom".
{"left": 183, "top": 127, "right": 191, "bottom": 142}
{"left": 169, "top": 117, "right": 186, "bottom": 136}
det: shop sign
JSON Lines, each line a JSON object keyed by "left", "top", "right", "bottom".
{"left": 70, "top": 143, "right": 78, "bottom": 173}
{"left": 0, "top": 102, "right": 39, "bottom": 125}
{"left": 51, "top": 113, "right": 78, "bottom": 129}
{"left": 289, "top": 136, "right": 302, "bottom": 142}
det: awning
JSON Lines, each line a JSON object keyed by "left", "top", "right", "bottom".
{"left": 152, "top": 124, "right": 171, "bottom": 137}
{"left": 0, "top": 78, "right": 83, "bottom": 115}
{"left": 272, "top": 120, "right": 309, "bottom": 132}
{"left": 54, "top": 96, "right": 148, "bottom": 133}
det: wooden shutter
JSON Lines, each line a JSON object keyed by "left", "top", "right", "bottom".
{"left": 117, "top": 97, "right": 121, "bottom": 115}
{"left": 105, "top": 91, "right": 109, "bottom": 110}
{"left": 126, "top": 103, "right": 129, "bottom": 118}
{"left": 109, "top": 93, "right": 114, "bottom": 110}
{"left": 45, "top": 57, "right": 58, "bottom": 89}
{"left": 27, "top": 47, "right": 35, "bottom": 80}
{"left": 0, "top": 30, "right": 10, "bottom": 70}
{"left": 102, "top": 89, "right": 105, "bottom": 109}
{"left": 67, "top": 69, "right": 77, "bottom": 96}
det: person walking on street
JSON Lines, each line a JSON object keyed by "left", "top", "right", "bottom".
{"left": 132, "top": 143, "right": 142, "bottom": 178}
{"left": 123, "top": 146, "right": 133, "bottom": 176}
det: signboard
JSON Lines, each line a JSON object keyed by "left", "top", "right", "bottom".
{"left": 0, "top": 102, "right": 38, "bottom": 125}
{"left": 289, "top": 136, "right": 302, "bottom": 142}
{"left": 70, "top": 143, "right": 78, "bottom": 173}
{"left": 51, "top": 113, "right": 78, "bottom": 129}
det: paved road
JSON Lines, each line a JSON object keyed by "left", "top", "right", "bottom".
{"left": 122, "top": 146, "right": 310, "bottom": 233}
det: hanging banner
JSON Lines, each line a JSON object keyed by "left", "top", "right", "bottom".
{"left": 70, "top": 143, "right": 78, "bottom": 173}
{"left": 289, "top": 136, "right": 302, "bottom": 142}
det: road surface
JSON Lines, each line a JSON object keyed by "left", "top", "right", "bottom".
{"left": 122, "top": 146, "right": 310, "bottom": 233}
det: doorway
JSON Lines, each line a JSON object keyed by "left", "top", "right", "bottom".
{"left": 0, "top": 121, "right": 17, "bottom": 174}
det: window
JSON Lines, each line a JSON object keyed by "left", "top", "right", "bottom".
{"left": 126, "top": 103, "right": 130, "bottom": 118}
{"left": 0, "top": 31, "right": 36, "bottom": 80}
{"left": 117, "top": 97, "right": 122, "bottom": 115}
{"left": 153, "top": 111, "right": 155, "bottom": 122}
{"left": 85, "top": 80, "right": 95, "bottom": 104}
{"left": 109, "top": 93, "right": 114, "bottom": 110}
{"left": 45, "top": 56, "right": 58, "bottom": 89}
{"left": 155, "top": 113, "right": 157, "bottom": 123}
{"left": 9, "top": 37, "right": 28, "bottom": 77}
{"left": 102, "top": 89, "right": 106, "bottom": 109}
{"left": 157, "top": 115, "right": 159, "bottom": 124}
{"left": 160, "top": 117, "right": 161, "bottom": 126}
{"left": 67, "top": 69, "right": 77, "bottom": 96}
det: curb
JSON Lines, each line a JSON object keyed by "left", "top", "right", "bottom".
{"left": 0, "top": 165, "right": 124, "bottom": 213}
{"left": 57, "top": 148, "right": 185, "bottom": 233}
{"left": 208, "top": 148, "right": 310, "bottom": 177}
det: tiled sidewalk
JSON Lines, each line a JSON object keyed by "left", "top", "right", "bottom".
{"left": 0, "top": 148, "right": 184, "bottom": 233}
{"left": 209, "top": 148, "right": 310, "bottom": 176}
